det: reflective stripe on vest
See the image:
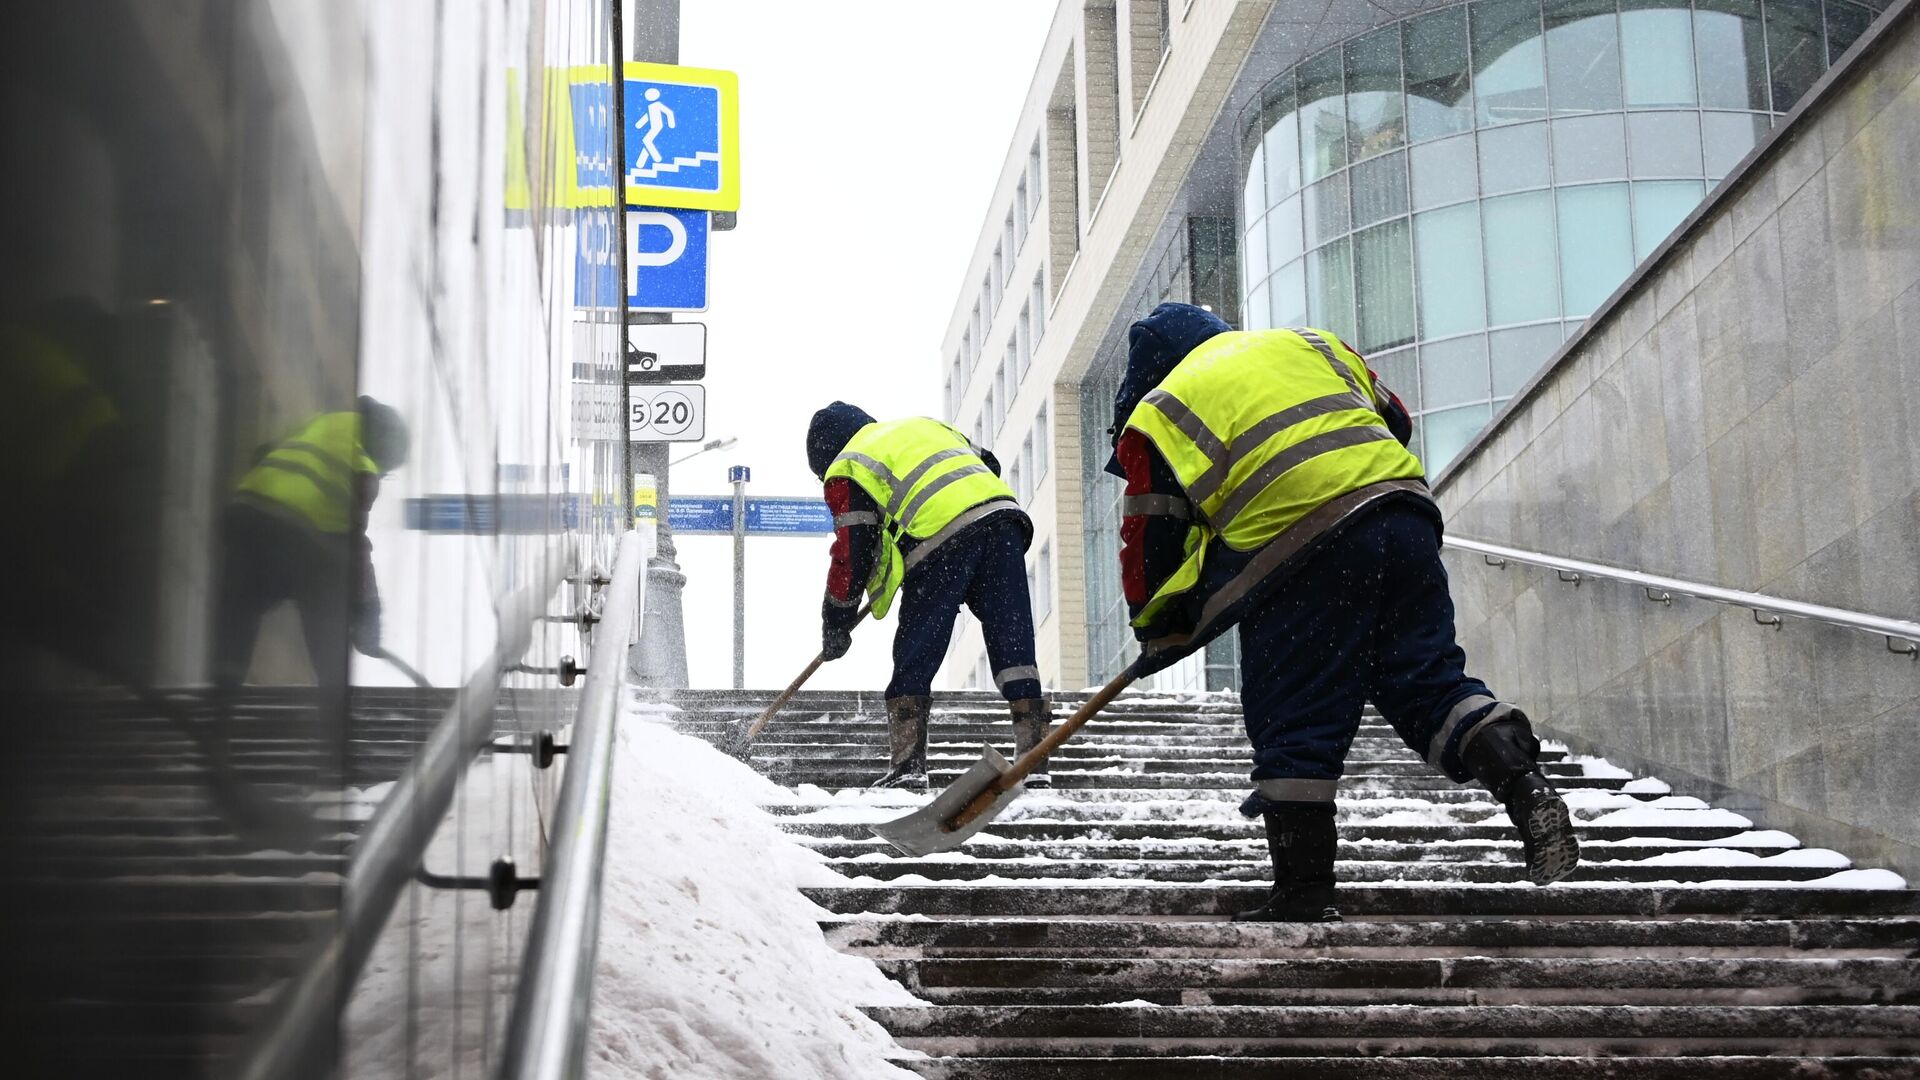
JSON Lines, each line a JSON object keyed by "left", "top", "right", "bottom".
{"left": 1124, "top": 327, "right": 1425, "bottom": 626}
{"left": 825, "top": 416, "right": 1018, "bottom": 618}
{"left": 235, "top": 412, "right": 377, "bottom": 534}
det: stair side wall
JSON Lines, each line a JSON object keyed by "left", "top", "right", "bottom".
{"left": 1435, "top": 1, "right": 1920, "bottom": 878}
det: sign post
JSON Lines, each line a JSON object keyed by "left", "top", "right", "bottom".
{"left": 729, "top": 465, "right": 750, "bottom": 689}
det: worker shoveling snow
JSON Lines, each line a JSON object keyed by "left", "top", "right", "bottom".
{"left": 589, "top": 699, "right": 921, "bottom": 1080}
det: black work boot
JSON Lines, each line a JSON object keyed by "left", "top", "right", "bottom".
{"left": 870, "top": 696, "right": 930, "bottom": 792}
{"left": 1232, "top": 806, "right": 1341, "bottom": 922}
{"left": 1461, "top": 712, "right": 1580, "bottom": 886}
{"left": 1009, "top": 697, "right": 1054, "bottom": 789}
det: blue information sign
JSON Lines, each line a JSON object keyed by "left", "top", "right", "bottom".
{"left": 668, "top": 495, "right": 833, "bottom": 536}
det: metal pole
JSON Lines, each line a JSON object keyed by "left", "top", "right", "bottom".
{"left": 729, "top": 465, "right": 748, "bottom": 688}
{"left": 625, "top": 0, "right": 691, "bottom": 689}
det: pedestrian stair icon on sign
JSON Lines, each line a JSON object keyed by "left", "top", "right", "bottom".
{"left": 626, "top": 80, "right": 723, "bottom": 192}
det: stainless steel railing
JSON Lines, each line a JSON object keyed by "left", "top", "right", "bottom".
{"left": 498, "top": 526, "right": 649, "bottom": 1078}
{"left": 1447, "top": 536, "right": 1920, "bottom": 659}
{"left": 233, "top": 550, "right": 577, "bottom": 1080}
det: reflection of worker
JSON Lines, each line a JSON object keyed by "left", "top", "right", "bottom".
{"left": 807, "top": 402, "right": 1051, "bottom": 792}
{"left": 213, "top": 397, "right": 408, "bottom": 701}
{"left": 1107, "top": 303, "right": 1579, "bottom": 923}
{"left": 634, "top": 86, "right": 675, "bottom": 169}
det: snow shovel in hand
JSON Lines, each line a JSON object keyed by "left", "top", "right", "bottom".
{"left": 870, "top": 669, "right": 1137, "bottom": 856}
{"left": 724, "top": 602, "right": 872, "bottom": 759}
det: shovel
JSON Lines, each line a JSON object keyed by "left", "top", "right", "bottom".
{"left": 367, "top": 646, "right": 434, "bottom": 690}
{"left": 724, "top": 602, "right": 872, "bottom": 758}
{"left": 869, "top": 669, "right": 1137, "bottom": 856}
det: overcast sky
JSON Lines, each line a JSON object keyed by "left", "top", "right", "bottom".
{"left": 670, "top": 2, "right": 1056, "bottom": 690}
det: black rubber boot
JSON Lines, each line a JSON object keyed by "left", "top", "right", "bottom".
{"left": 1231, "top": 806, "right": 1341, "bottom": 922}
{"left": 870, "top": 696, "right": 930, "bottom": 792}
{"left": 1461, "top": 713, "right": 1580, "bottom": 886}
{"left": 1009, "top": 697, "right": 1053, "bottom": 789}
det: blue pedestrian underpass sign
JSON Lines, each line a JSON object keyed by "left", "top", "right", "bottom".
{"left": 623, "top": 62, "right": 740, "bottom": 212}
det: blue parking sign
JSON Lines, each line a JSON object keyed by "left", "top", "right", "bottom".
{"left": 627, "top": 208, "right": 709, "bottom": 312}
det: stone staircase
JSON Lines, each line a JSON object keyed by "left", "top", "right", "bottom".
{"left": 3, "top": 686, "right": 560, "bottom": 1077}
{"left": 675, "top": 688, "right": 1920, "bottom": 1077}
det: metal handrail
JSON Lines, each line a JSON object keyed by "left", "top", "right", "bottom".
{"left": 498, "top": 526, "right": 650, "bottom": 1078}
{"left": 233, "top": 552, "right": 573, "bottom": 1080}
{"left": 1448, "top": 536, "right": 1920, "bottom": 658}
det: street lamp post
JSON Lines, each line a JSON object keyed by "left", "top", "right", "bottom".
{"left": 670, "top": 436, "right": 737, "bottom": 467}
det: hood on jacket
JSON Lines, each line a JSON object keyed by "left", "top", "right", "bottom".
{"left": 1103, "top": 302, "right": 1233, "bottom": 477}
{"left": 806, "top": 401, "right": 877, "bottom": 478}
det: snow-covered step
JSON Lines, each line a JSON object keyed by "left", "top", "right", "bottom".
{"left": 664, "top": 688, "right": 1920, "bottom": 1074}
{"left": 821, "top": 916, "right": 1920, "bottom": 957}
{"left": 871, "top": 1003, "right": 1920, "bottom": 1054}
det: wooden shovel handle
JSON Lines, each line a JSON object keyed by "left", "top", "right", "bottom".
{"left": 944, "top": 669, "right": 1137, "bottom": 832}
{"left": 737, "top": 602, "right": 872, "bottom": 746}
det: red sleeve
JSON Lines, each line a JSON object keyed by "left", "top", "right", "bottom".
{"left": 1117, "top": 431, "right": 1190, "bottom": 618}
{"left": 821, "top": 477, "right": 880, "bottom": 630}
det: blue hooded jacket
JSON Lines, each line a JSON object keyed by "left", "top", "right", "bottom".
{"left": 1103, "top": 302, "right": 1233, "bottom": 477}
{"left": 806, "top": 401, "right": 877, "bottom": 479}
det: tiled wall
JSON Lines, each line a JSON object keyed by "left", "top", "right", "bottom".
{"left": 1436, "top": 1, "right": 1920, "bottom": 875}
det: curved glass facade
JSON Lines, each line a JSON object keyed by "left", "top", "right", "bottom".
{"left": 1239, "top": 0, "right": 1881, "bottom": 471}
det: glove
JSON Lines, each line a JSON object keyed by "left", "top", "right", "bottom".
{"left": 821, "top": 626, "right": 852, "bottom": 661}
{"left": 350, "top": 603, "right": 382, "bottom": 657}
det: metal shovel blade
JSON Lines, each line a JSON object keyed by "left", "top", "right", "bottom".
{"left": 870, "top": 745, "right": 1025, "bottom": 856}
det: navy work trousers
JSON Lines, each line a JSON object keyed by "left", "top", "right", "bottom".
{"left": 886, "top": 516, "right": 1042, "bottom": 702}
{"left": 1237, "top": 503, "right": 1501, "bottom": 805}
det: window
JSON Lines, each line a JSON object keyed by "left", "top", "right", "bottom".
{"left": 1421, "top": 334, "right": 1492, "bottom": 408}
{"left": 1414, "top": 202, "right": 1486, "bottom": 338}
{"left": 1827, "top": 1, "right": 1874, "bottom": 63}
{"left": 1350, "top": 150, "right": 1408, "bottom": 228}
{"left": 1694, "top": 0, "right": 1769, "bottom": 111}
{"left": 1767, "top": 0, "right": 1825, "bottom": 111}
{"left": 1410, "top": 134, "right": 1477, "bottom": 210}
{"left": 1701, "top": 111, "right": 1768, "bottom": 178}
{"left": 1017, "top": 305, "right": 1032, "bottom": 378}
{"left": 1008, "top": 451, "right": 1026, "bottom": 507}
{"left": 1555, "top": 182, "right": 1632, "bottom": 316}
{"left": 1423, "top": 402, "right": 1495, "bottom": 472}
{"left": 1268, "top": 192, "right": 1305, "bottom": 264}
{"left": 1297, "top": 48, "right": 1347, "bottom": 181}
{"left": 1477, "top": 121, "right": 1551, "bottom": 193}
{"left": 1003, "top": 341, "right": 1018, "bottom": 406}
{"left": 1015, "top": 180, "right": 1030, "bottom": 250}
{"left": 1032, "top": 542, "right": 1054, "bottom": 625}
{"left": 1031, "top": 275, "right": 1047, "bottom": 344}
{"left": 1545, "top": 0, "right": 1622, "bottom": 116}
{"left": 1489, "top": 323, "right": 1564, "bottom": 395}
{"left": 1353, "top": 219, "right": 1415, "bottom": 352}
{"left": 983, "top": 380, "right": 998, "bottom": 443}
{"left": 1622, "top": 5, "right": 1697, "bottom": 108}
{"left": 990, "top": 252, "right": 1004, "bottom": 310}
{"left": 1404, "top": 6, "right": 1473, "bottom": 142}
{"left": 1628, "top": 112, "right": 1704, "bottom": 178}
{"left": 1632, "top": 179, "right": 1706, "bottom": 261}
{"left": 1551, "top": 113, "right": 1627, "bottom": 183}
{"left": 1304, "top": 174, "right": 1349, "bottom": 247}
{"left": 1034, "top": 403, "right": 1051, "bottom": 479}
{"left": 1003, "top": 214, "right": 1018, "bottom": 282}
{"left": 1262, "top": 79, "right": 1303, "bottom": 201}
{"left": 1306, "top": 237, "right": 1355, "bottom": 337}
{"left": 1345, "top": 26, "right": 1406, "bottom": 160}
{"left": 1028, "top": 138, "right": 1044, "bottom": 219}
{"left": 1472, "top": 0, "right": 1548, "bottom": 126}
{"left": 1020, "top": 431, "right": 1036, "bottom": 502}
{"left": 1482, "top": 190, "right": 1559, "bottom": 324}
{"left": 1269, "top": 258, "right": 1308, "bottom": 328}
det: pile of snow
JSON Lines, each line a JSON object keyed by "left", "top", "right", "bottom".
{"left": 589, "top": 699, "right": 920, "bottom": 1080}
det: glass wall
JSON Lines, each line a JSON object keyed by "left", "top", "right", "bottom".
{"left": 1, "top": 2, "right": 623, "bottom": 1075}
{"left": 1239, "top": 0, "right": 1880, "bottom": 472}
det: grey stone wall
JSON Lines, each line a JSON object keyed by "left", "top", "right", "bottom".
{"left": 1435, "top": 2, "right": 1920, "bottom": 876}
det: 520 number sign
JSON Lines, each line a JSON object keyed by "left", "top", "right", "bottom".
{"left": 627, "top": 384, "right": 707, "bottom": 442}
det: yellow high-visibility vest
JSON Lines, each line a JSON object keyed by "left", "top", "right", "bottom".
{"left": 1124, "top": 327, "right": 1426, "bottom": 626}
{"left": 825, "top": 416, "right": 1017, "bottom": 618}
{"left": 235, "top": 412, "right": 378, "bottom": 534}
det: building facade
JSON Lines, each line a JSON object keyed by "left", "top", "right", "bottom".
{"left": 939, "top": 0, "right": 1883, "bottom": 693}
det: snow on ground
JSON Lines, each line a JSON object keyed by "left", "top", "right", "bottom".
{"left": 589, "top": 698, "right": 920, "bottom": 1080}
